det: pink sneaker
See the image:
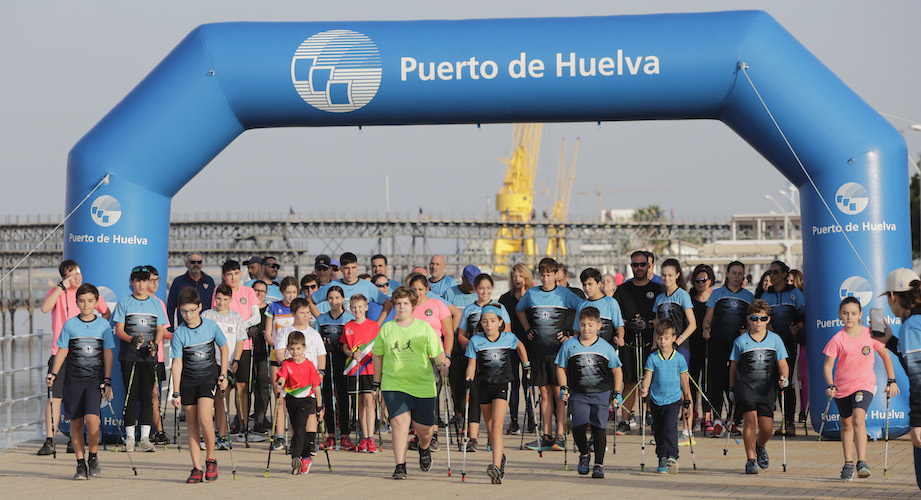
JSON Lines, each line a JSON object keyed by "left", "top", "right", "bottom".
{"left": 355, "top": 438, "right": 369, "bottom": 453}
{"left": 710, "top": 419, "right": 723, "bottom": 438}
{"left": 300, "top": 457, "right": 312, "bottom": 475}
{"left": 340, "top": 436, "right": 356, "bottom": 451}
{"left": 367, "top": 437, "right": 379, "bottom": 453}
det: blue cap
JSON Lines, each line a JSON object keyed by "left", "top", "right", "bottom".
{"left": 481, "top": 304, "right": 502, "bottom": 318}
{"left": 462, "top": 265, "right": 481, "bottom": 285}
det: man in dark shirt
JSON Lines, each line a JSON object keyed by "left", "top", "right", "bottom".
{"left": 166, "top": 252, "right": 216, "bottom": 330}
{"left": 613, "top": 250, "right": 663, "bottom": 432}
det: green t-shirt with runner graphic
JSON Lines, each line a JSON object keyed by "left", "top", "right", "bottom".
{"left": 372, "top": 318, "right": 443, "bottom": 398}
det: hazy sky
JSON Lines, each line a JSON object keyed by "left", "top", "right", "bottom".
{"left": 3, "top": 1, "right": 920, "bottom": 222}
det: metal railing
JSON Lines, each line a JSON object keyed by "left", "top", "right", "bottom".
{"left": 0, "top": 331, "right": 46, "bottom": 449}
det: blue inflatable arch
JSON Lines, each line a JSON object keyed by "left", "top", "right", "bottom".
{"left": 64, "top": 11, "right": 911, "bottom": 439}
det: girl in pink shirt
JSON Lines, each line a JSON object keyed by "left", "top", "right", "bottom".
{"left": 823, "top": 297, "right": 900, "bottom": 481}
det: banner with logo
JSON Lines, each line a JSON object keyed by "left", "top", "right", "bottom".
{"left": 63, "top": 11, "right": 911, "bottom": 440}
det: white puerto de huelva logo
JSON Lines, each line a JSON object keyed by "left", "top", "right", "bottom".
{"left": 835, "top": 182, "right": 869, "bottom": 215}
{"left": 90, "top": 195, "right": 121, "bottom": 227}
{"left": 839, "top": 276, "right": 873, "bottom": 308}
{"left": 291, "top": 30, "right": 382, "bottom": 113}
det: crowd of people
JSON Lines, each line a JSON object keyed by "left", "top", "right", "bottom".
{"left": 35, "top": 250, "right": 921, "bottom": 489}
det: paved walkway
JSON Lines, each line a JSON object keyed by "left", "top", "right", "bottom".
{"left": 2, "top": 423, "right": 919, "bottom": 499}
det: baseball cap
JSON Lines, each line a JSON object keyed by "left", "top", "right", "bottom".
{"left": 881, "top": 268, "right": 920, "bottom": 295}
{"left": 315, "top": 255, "right": 331, "bottom": 268}
{"left": 462, "top": 265, "right": 481, "bottom": 285}
{"left": 330, "top": 258, "right": 341, "bottom": 268}
{"left": 243, "top": 255, "right": 262, "bottom": 265}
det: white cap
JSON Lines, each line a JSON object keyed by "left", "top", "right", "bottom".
{"left": 882, "top": 268, "right": 920, "bottom": 295}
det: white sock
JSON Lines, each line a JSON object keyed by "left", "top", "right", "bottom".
{"left": 125, "top": 425, "right": 136, "bottom": 441}
{"left": 140, "top": 425, "right": 151, "bottom": 439}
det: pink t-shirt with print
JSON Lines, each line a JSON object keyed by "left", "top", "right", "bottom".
{"left": 822, "top": 326, "right": 885, "bottom": 397}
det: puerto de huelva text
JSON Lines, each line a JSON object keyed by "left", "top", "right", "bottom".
{"left": 812, "top": 221, "right": 896, "bottom": 236}
{"left": 401, "top": 51, "right": 661, "bottom": 81}
{"left": 69, "top": 232, "right": 149, "bottom": 245}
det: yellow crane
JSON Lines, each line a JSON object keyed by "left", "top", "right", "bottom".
{"left": 494, "top": 123, "right": 541, "bottom": 272}
{"left": 545, "top": 138, "right": 579, "bottom": 260}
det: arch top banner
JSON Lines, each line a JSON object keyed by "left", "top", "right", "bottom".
{"left": 64, "top": 10, "right": 911, "bottom": 441}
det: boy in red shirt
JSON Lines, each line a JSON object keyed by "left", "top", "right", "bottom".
{"left": 276, "top": 331, "right": 323, "bottom": 475}
{"left": 341, "top": 294, "right": 380, "bottom": 453}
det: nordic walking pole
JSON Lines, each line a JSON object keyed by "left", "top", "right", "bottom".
{"left": 536, "top": 388, "right": 544, "bottom": 458}
{"left": 265, "top": 393, "right": 282, "bottom": 477}
{"left": 319, "top": 400, "right": 333, "bottom": 471}
{"left": 119, "top": 362, "right": 137, "bottom": 452}
{"left": 107, "top": 399, "right": 137, "bottom": 475}
{"left": 780, "top": 388, "right": 787, "bottom": 472}
{"left": 329, "top": 367, "right": 340, "bottom": 450}
{"left": 161, "top": 363, "right": 172, "bottom": 451}
{"left": 817, "top": 393, "right": 833, "bottom": 441}
{"left": 46, "top": 386, "right": 57, "bottom": 459}
{"left": 611, "top": 399, "right": 618, "bottom": 455}
{"left": 520, "top": 386, "right": 531, "bottom": 450}
{"left": 687, "top": 373, "right": 738, "bottom": 451}
{"left": 562, "top": 397, "right": 570, "bottom": 471}
{"left": 153, "top": 362, "right": 166, "bottom": 451}
{"left": 461, "top": 386, "right": 471, "bottom": 482}
{"left": 222, "top": 389, "right": 237, "bottom": 480}
{"left": 234, "top": 383, "right": 248, "bottom": 448}
{"left": 442, "top": 376, "right": 452, "bottom": 476}
{"left": 640, "top": 391, "right": 646, "bottom": 472}
{"left": 683, "top": 401, "right": 697, "bottom": 470}
{"left": 884, "top": 390, "right": 891, "bottom": 477}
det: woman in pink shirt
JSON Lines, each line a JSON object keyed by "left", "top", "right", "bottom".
{"left": 823, "top": 297, "right": 900, "bottom": 481}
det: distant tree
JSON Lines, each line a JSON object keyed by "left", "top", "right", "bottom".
{"left": 633, "top": 204, "right": 664, "bottom": 222}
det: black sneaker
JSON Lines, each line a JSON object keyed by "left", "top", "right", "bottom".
{"left": 87, "top": 454, "right": 101, "bottom": 477}
{"left": 506, "top": 420, "right": 520, "bottom": 435}
{"left": 229, "top": 416, "right": 240, "bottom": 435}
{"left": 525, "top": 419, "right": 536, "bottom": 434}
{"left": 151, "top": 431, "right": 169, "bottom": 445}
{"left": 798, "top": 411, "right": 807, "bottom": 424}
{"left": 419, "top": 446, "right": 433, "bottom": 472}
{"left": 856, "top": 460, "right": 871, "bottom": 478}
{"left": 66, "top": 440, "right": 74, "bottom": 454}
{"left": 592, "top": 464, "right": 605, "bottom": 478}
{"left": 37, "top": 438, "right": 55, "bottom": 456}
{"left": 487, "top": 464, "right": 502, "bottom": 484}
{"left": 393, "top": 463, "right": 407, "bottom": 480}
{"left": 841, "top": 462, "right": 855, "bottom": 481}
{"left": 499, "top": 454, "right": 506, "bottom": 478}
{"left": 74, "top": 461, "right": 88, "bottom": 480}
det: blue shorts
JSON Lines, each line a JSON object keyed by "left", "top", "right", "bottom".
{"left": 835, "top": 390, "right": 873, "bottom": 420}
{"left": 63, "top": 383, "right": 102, "bottom": 420}
{"left": 569, "top": 391, "right": 610, "bottom": 428}
{"left": 382, "top": 391, "right": 437, "bottom": 426}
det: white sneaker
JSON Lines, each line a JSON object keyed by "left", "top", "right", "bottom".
{"left": 136, "top": 437, "right": 155, "bottom": 452}
{"left": 124, "top": 438, "right": 135, "bottom": 453}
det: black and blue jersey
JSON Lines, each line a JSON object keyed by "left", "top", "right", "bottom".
{"left": 705, "top": 286, "right": 754, "bottom": 343}
{"left": 517, "top": 285, "right": 582, "bottom": 358}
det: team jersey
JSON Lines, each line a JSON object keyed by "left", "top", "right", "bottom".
{"left": 265, "top": 301, "right": 295, "bottom": 338}
{"left": 460, "top": 302, "right": 512, "bottom": 334}
{"left": 517, "top": 285, "right": 582, "bottom": 358}
{"left": 57, "top": 316, "right": 114, "bottom": 386}
{"left": 429, "top": 275, "right": 458, "bottom": 298}
{"left": 730, "top": 331, "right": 789, "bottom": 404}
{"left": 316, "top": 310, "right": 356, "bottom": 348}
{"left": 614, "top": 280, "right": 662, "bottom": 339}
{"left": 368, "top": 299, "right": 395, "bottom": 324}
{"left": 823, "top": 326, "right": 885, "bottom": 397}
{"left": 244, "top": 279, "right": 281, "bottom": 304}
{"left": 572, "top": 295, "right": 624, "bottom": 344}
{"left": 113, "top": 294, "right": 167, "bottom": 364}
{"left": 556, "top": 336, "right": 622, "bottom": 394}
{"left": 444, "top": 285, "right": 478, "bottom": 312}
{"left": 45, "top": 286, "right": 109, "bottom": 355}
{"left": 413, "top": 297, "right": 453, "bottom": 343}
{"left": 705, "top": 286, "right": 755, "bottom": 343}
{"left": 342, "top": 319, "right": 379, "bottom": 376}
{"left": 466, "top": 331, "right": 519, "bottom": 384}
{"left": 274, "top": 325, "right": 325, "bottom": 368}
{"left": 654, "top": 288, "right": 693, "bottom": 334}
{"left": 171, "top": 318, "right": 225, "bottom": 385}
{"left": 644, "top": 349, "right": 688, "bottom": 406}
{"left": 213, "top": 285, "right": 260, "bottom": 349}
{"left": 312, "top": 279, "right": 388, "bottom": 312}
{"left": 899, "top": 313, "right": 921, "bottom": 408}
{"left": 371, "top": 319, "right": 444, "bottom": 398}
{"left": 761, "top": 285, "right": 805, "bottom": 343}
{"left": 201, "top": 308, "right": 244, "bottom": 364}
{"left": 277, "top": 358, "right": 321, "bottom": 399}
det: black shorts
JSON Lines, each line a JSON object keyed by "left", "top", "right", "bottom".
{"left": 347, "top": 375, "right": 374, "bottom": 394}
{"left": 180, "top": 379, "right": 217, "bottom": 406}
{"left": 155, "top": 361, "right": 167, "bottom": 384}
{"left": 382, "top": 391, "right": 437, "bottom": 426}
{"left": 531, "top": 357, "right": 559, "bottom": 387}
{"left": 47, "top": 355, "right": 67, "bottom": 399}
{"left": 63, "top": 383, "right": 102, "bottom": 420}
{"left": 736, "top": 400, "right": 774, "bottom": 419}
{"left": 835, "top": 390, "right": 874, "bottom": 419}
{"left": 478, "top": 383, "right": 509, "bottom": 403}
{"left": 285, "top": 394, "right": 317, "bottom": 414}
{"left": 234, "top": 350, "right": 252, "bottom": 385}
